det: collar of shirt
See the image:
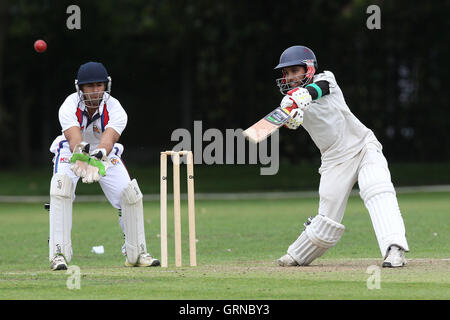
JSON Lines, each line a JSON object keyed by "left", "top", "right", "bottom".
{"left": 79, "top": 102, "right": 106, "bottom": 128}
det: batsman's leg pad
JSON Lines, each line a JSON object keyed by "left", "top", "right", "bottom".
{"left": 359, "top": 164, "right": 409, "bottom": 257}
{"left": 49, "top": 173, "right": 74, "bottom": 262}
{"left": 287, "top": 215, "right": 345, "bottom": 266}
{"left": 121, "top": 179, "right": 147, "bottom": 265}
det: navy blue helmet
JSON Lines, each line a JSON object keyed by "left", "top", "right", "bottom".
{"left": 76, "top": 62, "right": 109, "bottom": 85}
{"left": 75, "top": 62, "right": 112, "bottom": 107}
{"left": 274, "top": 46, "right": 318, "bottom": 94}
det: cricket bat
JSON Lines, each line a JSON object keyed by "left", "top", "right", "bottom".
{"left": 242, "top": 107, "right": 291, "bottom": 143}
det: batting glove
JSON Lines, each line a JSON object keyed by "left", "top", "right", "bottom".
{"left": 284, "top": 108, "right": 304, "bottom": 130}
{"left": 280, "top": 87, "right": 312, "bottom": 112}
{"left": 70, "top": 142, "right": 90, "bottom": 178}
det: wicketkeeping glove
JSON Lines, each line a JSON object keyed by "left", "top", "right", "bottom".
{"left": 70, "top": 142, "right": 90, "bottom": 178}
{"left": 280, "top": 87, "right": 312, "bottom": 112}
{"left": 82, "top": 148, "right": 110, "bottom": 184}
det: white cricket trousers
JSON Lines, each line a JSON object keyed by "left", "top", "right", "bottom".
{"left": 318, "top": 143, "right": 409, "bottom": 257}
{"left": 49, "top": 141, "right": 135, "bottom": 261}
{"left": 51, "top": 140, "right": 131, "bottom": 209}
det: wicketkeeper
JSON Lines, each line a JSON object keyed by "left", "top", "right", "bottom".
{"left": 48, "top": 62, "right": 160, "bottom": 270}
{"left": 275, "top": 46, "right": 409, "bottom": 268}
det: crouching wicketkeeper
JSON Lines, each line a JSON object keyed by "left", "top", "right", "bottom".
{"left": 48, "top": 62, "right": 160, "bottom": 270}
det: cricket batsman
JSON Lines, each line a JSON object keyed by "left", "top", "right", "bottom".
{"left": 48, "top": 61, "right": 160, "bottom": 270}
{"left": 275, "top": 46, "right": 409, "bottom": 268}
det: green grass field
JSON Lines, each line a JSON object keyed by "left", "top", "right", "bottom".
{"left": 0, "top": 191, "right": 449, "bottom": 300}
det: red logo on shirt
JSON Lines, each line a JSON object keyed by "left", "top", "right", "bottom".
{"left": 59, "top": 157, "right": 70, "bottom": 163}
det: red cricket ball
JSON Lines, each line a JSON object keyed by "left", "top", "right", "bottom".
{"left": 34, "top": 40, "right": 47, "bottom": 53}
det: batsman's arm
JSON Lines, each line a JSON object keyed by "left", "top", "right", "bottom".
{"left": 305, "top": 80, "right": 330, "bottom": 100}
{"left": 284, "top": 80, "right": 331, "bottom": 112}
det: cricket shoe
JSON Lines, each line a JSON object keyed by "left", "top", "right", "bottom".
{"left": 382, "top": 245, "right": 407, "bottom": 268}
{"left": 125, "top": 253, "right": 161, "bottom": 267}
{"left": 277, "top": 253, "right": 298, "bottom": 267}
{"left": 50, "top": 254, "right": 68, "bottom": 271}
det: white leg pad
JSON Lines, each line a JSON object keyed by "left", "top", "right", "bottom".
{"left": 49, "top": 173, "right": 74, "bottom": 262}
{"left": 359, "top": 164, "right": 409, "bottom": 258}
{"left": 121, "top": 179, "right": 147, "bottom": 264}
{"left": 287, "top": 215, "right": 345, "bottom": 266}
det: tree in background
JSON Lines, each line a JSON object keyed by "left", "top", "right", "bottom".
{"left": 0, "top": 0, "right": 448, "bottom": 167}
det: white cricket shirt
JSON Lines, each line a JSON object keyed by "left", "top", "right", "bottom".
{"left": 50, "top": 92, "right": 127, "bottom": 153}
{"left": 302, "top": 71, "right": 381, "bottom": 173}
